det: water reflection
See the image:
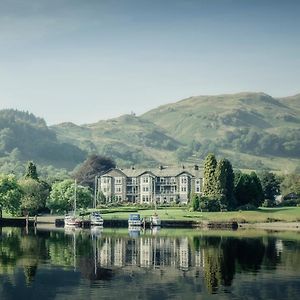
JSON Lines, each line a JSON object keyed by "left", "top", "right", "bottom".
{"left": 0, "top": 227, "right": 300, "bottom": 299}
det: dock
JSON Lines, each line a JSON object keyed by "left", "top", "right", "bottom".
{"left": 54, "top": 218, "right": 238, "bottom": 229}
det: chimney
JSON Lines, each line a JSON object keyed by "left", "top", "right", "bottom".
{"left": 131, "top": 165, "right": 135, "bottom": 170}
{"left": 159, "top": 165, "right": 164, "bottom": 170}
{"left": 194, "top": 164, "right": 199, "bottom": 170}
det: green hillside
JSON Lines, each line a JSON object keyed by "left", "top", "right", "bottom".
{"left": 53, "top": 92, "right": 300, "bottom": 172}
{"left": 142, "top": 92, "right": 300, "bottom": 141}
{"left": 0, "top": 109, "right": 86, "bottom": 173}
{"left": 1, "top": 92, "right": 299, "bottom": 175}
{"left": 52, "top": 114, "right": 181, "bottom": 167}
{"left": 52, "top": 93, "right": 300, "bottom": 171}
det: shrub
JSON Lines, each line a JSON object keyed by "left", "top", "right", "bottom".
{"left": 199, "top": 197, "right": 221, "bottom": 212}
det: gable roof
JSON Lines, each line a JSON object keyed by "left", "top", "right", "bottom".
{"left": 102, "top": 166, "right": 203, "bottom": 178}
{"left": 101, "top": 168, "right": 127, "bottom": 177}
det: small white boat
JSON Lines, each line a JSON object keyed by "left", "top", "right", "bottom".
{"left": 64, "top": 214, "right": 80, "bottom": 227}
{"left": 90, "top": 212, "right": 104, "bottom": 226}
{"left": 65, "top": 180, "right": 80, "bottom": 227}
{"left": 150, "top": 213, "right": 161, "bottom": 226}
{"left": 150, "top": 200, "right": 161, "bottom": 226}
{"left": 128, "top": 213, "right": 142, "bottom": 227}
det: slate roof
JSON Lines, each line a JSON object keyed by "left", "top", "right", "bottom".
{"left": 102, "top": 166, "right": 203, "bottom": 178}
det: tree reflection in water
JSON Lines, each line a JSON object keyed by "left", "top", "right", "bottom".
{"left": 0, "top": 227, "right": 300, "bottom": 298}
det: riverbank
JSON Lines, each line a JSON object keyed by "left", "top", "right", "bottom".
{"left": 2, "top": 207, "right": 300, "bottom": 231}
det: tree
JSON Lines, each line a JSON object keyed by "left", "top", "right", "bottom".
{"left": 223, "top": 159, "right": 235, "bottom": 209}
{"left": 73, "top": 155, "right": 115, "bottom": 188}
{"left": 203, "top": 153, "right": 217, "bottom": 197}
{"left": 234, "top": 172, "right": 263, "bottom": 208}
{"left": 280, "top": 174, "right": 300, "bottom": 197}
{"left": 47, "top": 179, "right": 92, "bottom": 213}
{"left": 191, "top": 194, "right": 200, "bottom": 211}
{"left": 24, "top": 161, "right": 39, "bottom": 181}
{"left": 260, "top": 171, "right": 280, "bottom": 202}
{"left": 215, "top": 159, "right": 236, "bottom": 209}
{"left": 249, "top": 172, "right": 264, "bottom": 207}
{"left": 0, "top": 174, "right": 22, "bottom": 216}
{"left": 18, "top": 178, "right": 49, "bottom": 215}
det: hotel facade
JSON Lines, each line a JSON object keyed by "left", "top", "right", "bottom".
{"left": 98, "top": 165, "right": 203, "bottom": 204}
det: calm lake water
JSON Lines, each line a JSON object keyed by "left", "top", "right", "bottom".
{"left": 0, "top": 226, "right": 300, "bottom": 300}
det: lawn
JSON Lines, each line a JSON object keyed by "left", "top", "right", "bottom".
{"left": 100, "top": 206, "right": 300, "bottom": 223}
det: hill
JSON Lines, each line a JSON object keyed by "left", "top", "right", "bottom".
{"left": 52, "top": 92, "right": 300, "bottom": 173}
{"left": 52, "top": 114, "right": 181, "bottom": 167}
{"left": 0, "top": 109, "right": 86, "bottom": 174}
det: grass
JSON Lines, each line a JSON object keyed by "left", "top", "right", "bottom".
{"left": 100, "top": 206, "right": 300, "bottom": 223}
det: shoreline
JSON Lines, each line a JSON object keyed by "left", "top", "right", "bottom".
{"left": 239, "top": 222, "right": 300, "bottom": 231}
{"left": 1, "top": 216, "right": 300, "bottom": 231}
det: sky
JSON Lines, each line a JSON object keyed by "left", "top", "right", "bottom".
{"left": 0, "top": 0, "right": 299, "bottom": 125}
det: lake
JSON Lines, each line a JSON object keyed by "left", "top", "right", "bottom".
{"left": 0, "top": 226, "right": 300, "bottom": 299}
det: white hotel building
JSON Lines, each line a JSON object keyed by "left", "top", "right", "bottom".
{"left": 98, "top": 165, "right": 203, "bottom": 204}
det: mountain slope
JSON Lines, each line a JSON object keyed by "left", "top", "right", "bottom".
{"left": 0, "top": 109, "right": 86, "bottom": 170}
{"left": 52, "top": 114, "right": 181, "bottom": 167}
{"left": 52, "top": 92, "right": 300, "bottom": 172}
{"left": 141, "top": 92, "right": 300, "bottom": 142}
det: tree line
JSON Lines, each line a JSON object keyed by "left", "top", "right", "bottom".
{"left": 0, "top": 156, "right": 115, "bottom": 216}
{"left": 0, "top": 153, "right": 299, "bottom": 216}
{"left": 191, "top": 153, "right": 299, "bottom": 211}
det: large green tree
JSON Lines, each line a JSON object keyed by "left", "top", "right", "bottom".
{"left": 260, "top": 171, "right": 280, "bottom": 202}
{"left": 47, "top": 179, "right": 92, "bottom": 213}
{"left": 203, "top": 153, "right": 217, "bottom": 197}
{"left": 215, "top": 159, "right": 235, "bottom": 209}
{"left": 18, "top": 178, "right": 50, "bottom": 215}
{"left": 234, "top": 172, "right": 264, "bottom": 207}
{"left": 280, "top": 173, "right": 300, "bottom": 198}
{"left": 0, "top": 174, "right": 22, "bottom": 216}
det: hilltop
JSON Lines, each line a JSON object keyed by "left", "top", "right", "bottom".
{"left": 1, "top": 92, "right": 299, "bottom": 175}
{"left": 52, "top": 92, "right": 300, "bottom": 172}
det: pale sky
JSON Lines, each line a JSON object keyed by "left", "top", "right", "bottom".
{"left": 0, "top": 0, "right": 299, "bottom": 125}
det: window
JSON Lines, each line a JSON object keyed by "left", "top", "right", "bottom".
{"left": 142, "top": 195, "right": 149, "bottom": 202}
{"left": 115, "top": 177, "right": 122, "bottom": 184}
{"left": 142, "top": 176, "right": 149, "bottom": 183}
{"left": 181, "top": 187, "right": 187, "bottom": 192}
{"left": 115, "top": 186, "right": 122, "bottom": 193}
{"left": 143, "top": 186, "right": 149, "bottom": 192}
{"left": 196, "top": 187, "right": 200, "bottom": 193}
{"left": 181, "top": 177, "right": 187, "bottom": 184}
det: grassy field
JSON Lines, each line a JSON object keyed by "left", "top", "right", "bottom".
{"left": 100, "top": 206, "right": 300, "bottom": 223}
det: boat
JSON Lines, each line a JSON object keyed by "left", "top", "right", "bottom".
{"left": 90, "top": 211, "right": 104, "bottom": 226}
{"left": 64, "top": 214, "right": 80, "bottom": 227}
{"left": 128, "top": 213, "right": 142, "bottom": 227}
{"left": 150, "top": 212, "right": 161, "bottom": 226}
{"left": 150, "top": 200, "right": 161, "bottom": 226}
{"left": 64, "top": 180, "right": 80, "bottom": 227}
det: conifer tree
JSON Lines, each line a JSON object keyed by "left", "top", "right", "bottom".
{"left": 203, "top": 153, "right": 217, "bottom": 197}
{"left": 25, "top": 161, "right": 39, "bottom": 181}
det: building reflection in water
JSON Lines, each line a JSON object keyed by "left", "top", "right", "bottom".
{"left": 1, "top": 227, "right": 297, "bottom": 295}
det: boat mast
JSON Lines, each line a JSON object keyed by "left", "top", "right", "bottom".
{"left": 94, "top": 176, "right": 97, "bottom": 209}
{"left": 74, "top": 179, "right": 77, "bottom": 216}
